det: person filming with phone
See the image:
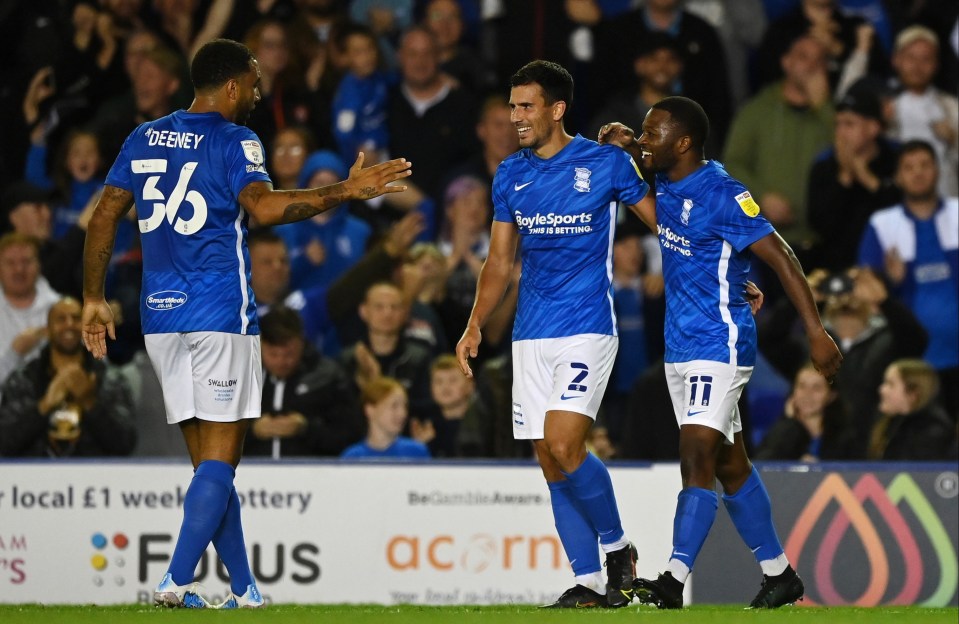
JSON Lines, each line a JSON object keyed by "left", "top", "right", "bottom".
{"left": 758, "top": 266, "right": 929, "bottom": 457}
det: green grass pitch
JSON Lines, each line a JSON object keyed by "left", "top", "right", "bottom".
{"left": 1, "top": 604, "right": 956, "bottom": 624}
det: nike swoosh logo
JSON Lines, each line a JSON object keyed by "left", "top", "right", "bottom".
{"left": 514, "top": 181, "right": 533, "bottom": 191}
{"left": 575, "top": 601, "right": 598, "bottom": 608}
{"left": 686, "top": 410, "right": 706, "bottom": 417}
{"left": 560, "top": 393, "right": 581, "bottom": 400}
{"left": 656, "top": 192, "right": 665, "bottom": 196}
{"left": 751, "top": 546, "right": 760, "bottom": 552}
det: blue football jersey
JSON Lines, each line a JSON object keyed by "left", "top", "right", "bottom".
{"left": 492, "top": 135, "right": 649, "bottom": 340}
{"left": 106, "top": 110, "right": 273, "bottom": 335}
{"left": 654, "top": 161, "right": 775, "bottom": 366}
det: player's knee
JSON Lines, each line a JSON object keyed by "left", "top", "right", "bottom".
{"left": 544, "top": 437, "right": 585, "bottom": 471}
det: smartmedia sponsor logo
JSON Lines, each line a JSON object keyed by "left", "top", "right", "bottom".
{"left": 785, "top": 472, "right": 958, "bottom": 606}
{"left": 145, "top": 291, "right": 188, "bottom": 311}
{"left": 407, "top": 491, "right": 546, "bottom": 506}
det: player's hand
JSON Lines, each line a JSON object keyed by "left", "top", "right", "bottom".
{"left": 81, "top": 298, "right": 116, "bottom": 360}
{"left": 809, "top": 329, "right": 842, "bottom": 383}
{"left": 598, "top": 122, "right": 635, "bottom": 148}
{"left": 343, "top": 152, "right": 411, "bottom": 201}
{"left": 456, "top": 325, "right": 482, "bottom": 378}
{"left": 745, "top": 280, "right": 764, "bottom": 316}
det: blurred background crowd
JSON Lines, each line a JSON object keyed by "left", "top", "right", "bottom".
{"left": 0, "top": 0, "right": 956, "bottom": 462}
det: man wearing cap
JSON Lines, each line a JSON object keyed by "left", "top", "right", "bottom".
{"left": 887, "top": 25, "right": 958, "bottom": 198}
{"left": 807, "top": 82, "right": 901, "bottom": 270}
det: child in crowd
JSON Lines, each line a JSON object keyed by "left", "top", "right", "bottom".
{"left": 341, "top": 376, "right": 432, "bottom": 459}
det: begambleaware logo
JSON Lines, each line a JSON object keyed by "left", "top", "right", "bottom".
{"left": 785, "top": 472, "right": 957, "bottom": 607}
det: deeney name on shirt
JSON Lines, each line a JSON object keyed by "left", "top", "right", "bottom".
{"left": 145, "top": 128, "right": 206, "bottom": 149}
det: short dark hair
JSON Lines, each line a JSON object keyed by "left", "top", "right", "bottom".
{"left": 510, "top": 60, "right": 573, "bottom": 109}
{"left": 651, "top": 96, "right": 710, "bottom": 154}
{"left": 898, "top": 139, "right": 937, "bottom": 165}
{"left": 260, "top": 305, "right": 304, "bottom": 344}
{"left": 191, "top": 39, "right": 255, "bottom": 92}
{"left": 248, "top": 227, "right": 284, "bottom": 249}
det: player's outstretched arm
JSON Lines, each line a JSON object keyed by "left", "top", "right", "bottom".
{"left": 239, "top": 152, "right": 412, "bottom": 226}
{"left": 456, "top": 221, "right": 518, "bottom": 377}
{"left": 82, "top": 185, "right": 134, "bottom": 359}
{"left": 750, "top": 232, "right": 842, "bottom": 381}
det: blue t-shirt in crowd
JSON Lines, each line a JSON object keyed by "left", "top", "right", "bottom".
{"left": 341, "top": 437, "right": 431, "bottom": 459}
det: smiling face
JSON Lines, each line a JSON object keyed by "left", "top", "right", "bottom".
{"left": 637, "top": 107, "right": 683, "bottom": 174}
{"left": 509, "top": 83, "right": 561, "bottom": 152}
{"left": 47, "top": 298, "right": 83, "bottom": 356}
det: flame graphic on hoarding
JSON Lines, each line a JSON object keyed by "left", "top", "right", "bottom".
{"left": 784, "top": 473, "right": 957, "bottom": 606}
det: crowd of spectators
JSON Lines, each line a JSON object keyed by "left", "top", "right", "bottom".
{"left": 0, "top": 0, "right": 956, "bottom": 461}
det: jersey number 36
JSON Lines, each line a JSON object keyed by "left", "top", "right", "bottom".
{"left": 132, "top": 159, "right": 208, "bottom": 235}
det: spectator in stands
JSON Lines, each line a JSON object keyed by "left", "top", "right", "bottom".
{"left": 595, "top": 0, "right": 733, "bottom": 151}
{"left": 331, "top": 23, "right": 390, "bottom": 165}
{"left": 339, "top": 281, "right": 434, "bottom": 417}
{"left": 723, "top": 34, "right": 834, "bottom": 252}
{"left": 243, "top": 19, "right": 312, "bottom": 153}
{"left": 349, "top": 0, "right": 415, "bottom": 68}
{"left": 341, "top": 375, "right": 432, "bottom": 459}
{"left": 755, "top": 362, "right": 857, "bottom": 461}
{"left": 399, "top": 242, "right": 449, "bottom": 354}
{"left": 684, "top": 0, "right": 767, "bottom": 106}
{"left": 807, "top": 82, "right": 901, "bottom": 271}
{"left": 91, "top": 44, "right": 186, "bottom": 160}
{"left": 387, "top": 25, "right": 478, "bottom": 201}
{"left": 423, "top": 0, "right": 492, "bottom": 96}
{"left": 275, "top": 150, "right": 373, "bottom": 292}
{"left": 0, "top": 181, "right": 82, "bottom": 296}
{"left": 440, "top": 94, "right": 518, "bottom": 195}
{"left": 586, "top": 32, "right": 684, "bottom": 143}
{"left": 437, "top": 175, "right": 489, "bottom": 347}
{"left": 426, "top": 353, "right": 482, "bottom": 457}
{"left": 868, "top": 359, "right": 955, "bottom": 460}
{"left": 268, "top": 126, "right": 314, "bottom": 191}
{"left": 604, "top": 224, "right": 662, "bottom": 444}
{"left": 0, "top": 297, "right": 136, "bottom": 457}
{"left": 887, "top": 25, "right": 958, "bottom": 198}
{"left": 25, "top": 128, "right": 105, "bottom": 241}
{"left": 858, "top": 140, "right": 958, "bottom": 418}
{"left": 759, "top": 267, "right": 928, "bottom": 455}
{"left": 246, "top": 306, "right": 362, "bottom": 458}
{"left": 0, "top": 234, "right": 60, "bottom": 388}
{"left": 756, "top": 0, "right": 886, "bottom": 92}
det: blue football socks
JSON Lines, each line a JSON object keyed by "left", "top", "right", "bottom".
{"left": 168, "top": 460, "right": 235, "bottom": 586}
{"left": 212, "top": 487, "right": 254, "bottom": 595}
{"left": 562, "top": 453, "right": 626, "bottom": 547}
{"left": 668, "top": 487, "right": 718, "bottom": 580}
{"left": 722, "top": 466, "right": 786, "bottom": 565}
{"left": 548, "top": 480, "right": 600, "bottom": 576}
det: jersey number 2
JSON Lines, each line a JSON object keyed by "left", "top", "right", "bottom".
{"left": 132, "top": 159, "right": 208, "bottom": 235}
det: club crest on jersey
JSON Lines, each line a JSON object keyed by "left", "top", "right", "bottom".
{"left": 681, "top": 198, "right": 693, "bottom": 225}
{"left": 573, "top": 167, "right": 591, "bottom": 193}
{"left": 241, "top": 140, "right": 264, "bottom": 165}
{"left": 735, "top": 191, "right": 760, "bottom": 217}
